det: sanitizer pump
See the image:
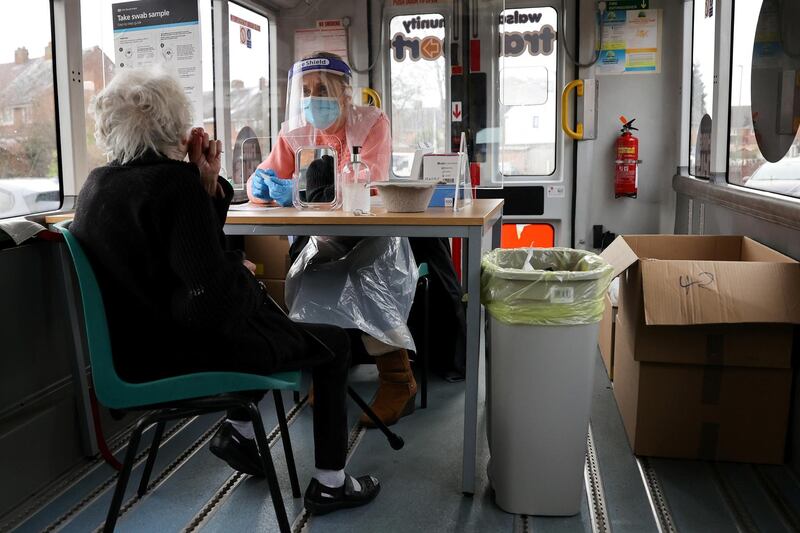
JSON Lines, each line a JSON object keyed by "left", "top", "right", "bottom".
{"left": 342, "top": 146, "right": 371, "bottom": 214}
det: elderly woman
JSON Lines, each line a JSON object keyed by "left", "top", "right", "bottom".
{"left": 71, "top": 66, "right": 379, "bottom": 515}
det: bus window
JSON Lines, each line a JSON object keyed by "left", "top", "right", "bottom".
{"left": 729, "top": 0, "right": 800, "bottom": 199}
{"left": 227, "top": 2, "right": 271, "bottom": 185}
{"left": 0, "top": 0, "right": 61, "bottom": 219}
{"left": 689, "top": 0, "right": 715, "bottom": 178}
{"left": 499, "top": 7, "right": 558, "bottom": 177}
{"left": 80, "top": 0, "right": 215, "bottom": 171}
{"left": 388, "top": 13, "right": 447, "bottom": 177}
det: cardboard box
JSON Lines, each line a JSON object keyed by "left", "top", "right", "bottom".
{"left": 598, "top": 293, "right": 617, "bottom": 380}
{"left": 260, "top": 278, "right": 287, "bottom": 311}
{"left": 244, "top": 236, "right": 291, "bottom": 279}
{"left": 601, "top": 235, "right": 800, "bottom": 464}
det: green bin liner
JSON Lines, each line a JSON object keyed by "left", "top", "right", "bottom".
{"left": 481, "top": 247, "right": 614, "bottom": 326}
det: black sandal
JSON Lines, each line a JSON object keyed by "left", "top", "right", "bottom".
{"left": 304, "top": 474, "right": 381, "bottom": 516}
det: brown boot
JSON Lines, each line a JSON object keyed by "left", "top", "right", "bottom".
{"left": 359, "top": 349, "right": 418, "bottom": 428}
{"left": 307, "top": 384, "right": 314, "bottom": 408}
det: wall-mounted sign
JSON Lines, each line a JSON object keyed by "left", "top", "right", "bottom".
{"left": 607, "top": 0, "right": 649, "bottom": 11}
{"left": 295, "top": 28, "right": 348, "bottom": 62}
{"left": 317, "top": 19, "right": 343, "bottom": 29}
{"left": 452, "top": 101, "right": 462, "bottom": 122}
{"left": 231, "top": 14, "right": 260, "bottom": 49}
{"left": 597, "top": 9, "right": 661, "bottom": 75}
{"left": 112, "top": 0, "right": 203, "bottom": 125}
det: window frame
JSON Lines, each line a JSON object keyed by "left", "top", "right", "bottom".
{"left": 0, "top": 0, "right": 65, "bottom": 220}
{"left": 213, "top": 0, "right": 275, "bottom": 189}
{"left": 47, "top": 0, "right": 278, "bottom": 208}
{"left": 687, "top": 0, "right": 711, "bottom": 179}
{"left": 681, "top": 0, "right": 800, "bottom": 204}
{"left": 723, "top": 0, "right": 800, "bottom": 201}
{"left": 383, "top": 6, "right": 452, "bottom": 180}
{"left": 492, "top": 0, "right": 566, "bottom": 186}
{"left": 496, "top": 3, "right": 560, "bottom": 180}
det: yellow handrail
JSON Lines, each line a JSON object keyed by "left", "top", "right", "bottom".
{"left": 561, "top": 80, "right": 585, "bottom": 141}
{"left": 361, "top": 88, "right": 382, "bottom": 109}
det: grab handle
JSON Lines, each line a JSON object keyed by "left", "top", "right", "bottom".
{"left": 561, "top": 80, "right": 585, "bottom": 141}
{"left": 361, "top": 88, "right": 382, "bottom": 109}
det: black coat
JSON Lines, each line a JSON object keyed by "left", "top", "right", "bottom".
{"left": 72, "top": 152, "right": 319, "bottom": 383}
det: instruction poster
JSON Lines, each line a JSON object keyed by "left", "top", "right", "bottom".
{"left": 294, "top": 27, "right": 348, "bottom": 63}
{"left": 112, "top": 0, "right": 203, "bottom": 125}
{"left": 597, "top": 9, "right": 661, "bottom": 75}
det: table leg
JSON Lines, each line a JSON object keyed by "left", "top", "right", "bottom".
{"left": 461, "top": 225, "right": 483, "bottom": 494}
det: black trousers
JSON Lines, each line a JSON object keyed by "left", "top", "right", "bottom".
{"left": 227, "top": 322, "right": 350, "bottom": 471}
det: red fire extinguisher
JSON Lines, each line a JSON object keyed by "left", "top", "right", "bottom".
{"left": 615, "top": 116, "right": 639, "bottom": 199}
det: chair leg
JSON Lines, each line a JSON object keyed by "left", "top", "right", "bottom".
{"left": 247, "top": 402, "right": 291, "bottom": 533}
{"left": 421, "top": 277, "right": 430, "bottom": 409}
{"left": 292, "top": 391, "right": 301, "bottom": 404}
{"left": 104, "top": 418, "right": 147, "bottom": 532}
{"left": 348, "top": 387, "right": 404, "bottom": 451}
{"left": 273, "top": 390, "right": 301, "bottom": 498}
{"left": 137, "top": 420, "right": 166, "bottom": 496}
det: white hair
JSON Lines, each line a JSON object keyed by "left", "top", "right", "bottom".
{"left": 90, "top": 65, "right": 192, "bottom": 164}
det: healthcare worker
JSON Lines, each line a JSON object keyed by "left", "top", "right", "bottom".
{"left": 246, "top": 52, "right": 417, "bottom": 428}
{"left": 247, "top": 52, "right": 391, "bottom": 201}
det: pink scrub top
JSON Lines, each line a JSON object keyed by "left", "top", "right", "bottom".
{"left": 247, "top": 112, "right": 391, "bottom": 204}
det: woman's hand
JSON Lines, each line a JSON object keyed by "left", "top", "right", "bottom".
{"left": 188, "top": 128, "right": 222, "bottom": 197}
{"left": 266, "top": 175, "right": 294, "bottom": 206}
{"left": 243, "top": 259, "right": 257, "bottom": 275}
{"left": 250, "top": 168, "right": 275, "bottom": 201}
{"left": 251, "top": 168, "right": 293, "bottom": 206}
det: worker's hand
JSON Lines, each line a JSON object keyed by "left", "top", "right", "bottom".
{"left": 251, "top": 168, "right": 275, "bottom": 201}
{"left": 243, "top": 259, "right": 257, "bottom": 275}
{"left": 267, "top": 175, "right": 294, "bottom": 206}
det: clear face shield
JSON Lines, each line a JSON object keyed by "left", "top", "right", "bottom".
{"left": 285, "top": 56, "right": 354, "bottom": 134}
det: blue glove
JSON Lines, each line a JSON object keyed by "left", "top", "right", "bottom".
{"left": 267, "top": 174, "right": 294, "bottom": 206}
{"left": 250, "top": 168, "right": 274, "bottom": 201}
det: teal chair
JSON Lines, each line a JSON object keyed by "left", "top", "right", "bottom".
{"left": 56, "top": 221, "right": 301, "bottom": 533}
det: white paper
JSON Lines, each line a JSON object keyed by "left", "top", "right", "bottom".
{"left": 228, "top": 202, "right": 282, "bottom": 211}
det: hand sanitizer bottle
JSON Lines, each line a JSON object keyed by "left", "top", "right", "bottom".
{"left": 342, "top": 146, "right": 371, "bottom": 214}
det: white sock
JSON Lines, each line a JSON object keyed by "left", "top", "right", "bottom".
{"left": 227, "top": 419, "right": 255, "bottom": 440}
{"left": 314, "top": 470, "right": 363, "bottom": 493}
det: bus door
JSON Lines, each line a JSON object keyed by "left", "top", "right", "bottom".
{"left": 485, "top": 0, "right": 576, "bottom": 248}
{"left": 382, "top": 0, "right": 575, "bottom": 248}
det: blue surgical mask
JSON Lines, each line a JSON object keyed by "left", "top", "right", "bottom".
{"left": 302, "top": 97, "right": 340, "bottom": 130}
